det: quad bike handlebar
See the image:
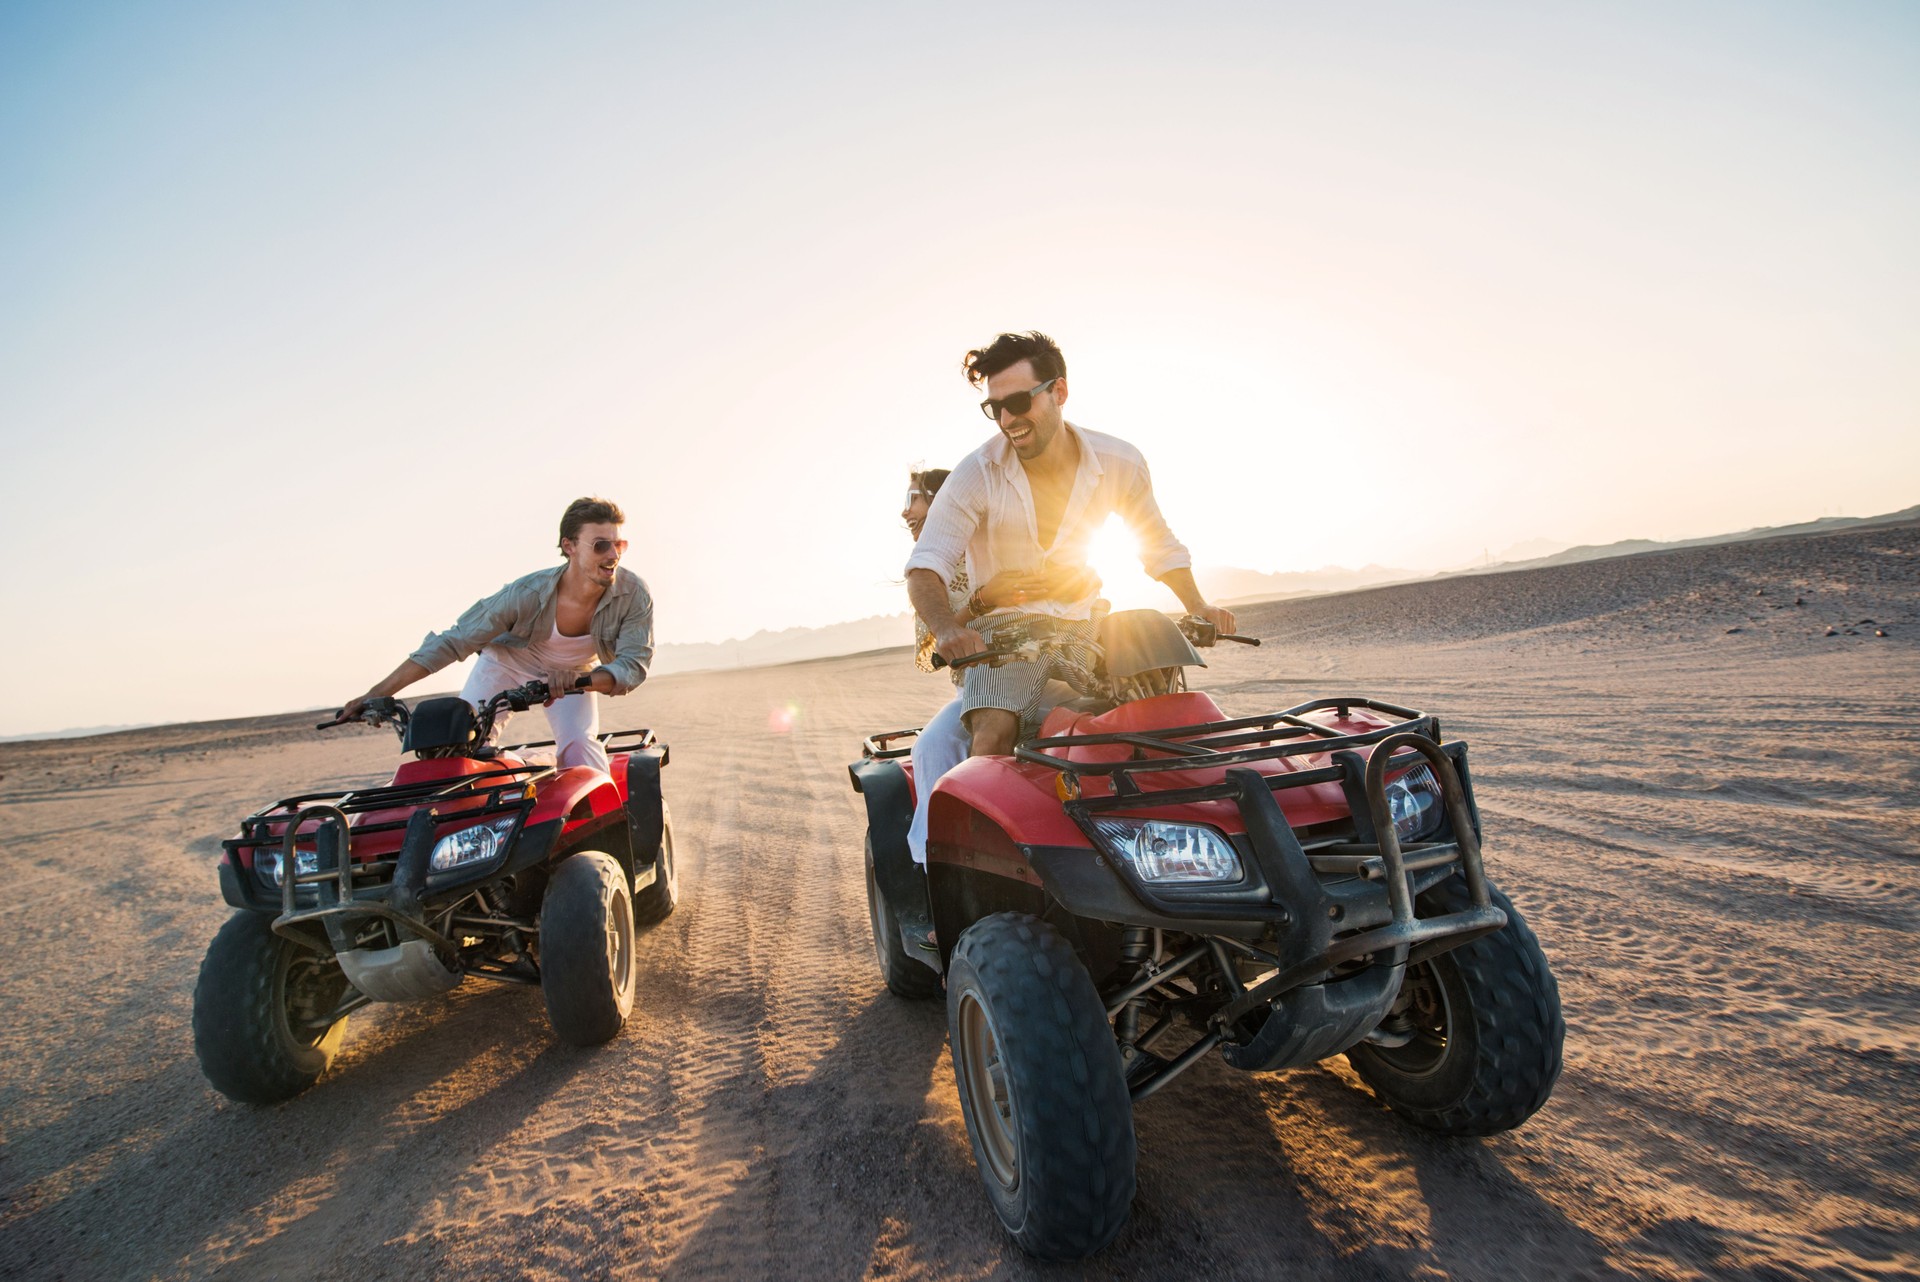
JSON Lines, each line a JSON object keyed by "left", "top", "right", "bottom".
{"left": 1178, "top": 615, "right": 1261, "bottom": 648}
{"left": 317, "top": 677, "right": 593, "bottom": 736}
{"left": 931, "top": 619, "right": 1054, "bottom": 672}
{"left": 932, "top": 614, "right": 1260, "bottom": 672}
{"left": 316, "top": 696, "right": 408, "bottom": 732}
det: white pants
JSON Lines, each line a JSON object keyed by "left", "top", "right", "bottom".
{"left": 460, "top": 649, "right": 609, "bottom": 774}
{"left": 907, "top": 697, "right": 967, "bottom": 865}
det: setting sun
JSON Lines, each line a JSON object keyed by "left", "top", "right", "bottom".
{"left": 1085, "top": 514, "right": 1170, "bottom": 612}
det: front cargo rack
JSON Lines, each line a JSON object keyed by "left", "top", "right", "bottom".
{"left": 226, "top": 761, "right": 558, "bottom": 952}
{"left": 1016, "top": 697, "right": 1436, "bottom": 805}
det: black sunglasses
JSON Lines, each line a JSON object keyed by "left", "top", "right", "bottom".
{"left": 979, "top": 377, "right": 1059, "bottom": 422}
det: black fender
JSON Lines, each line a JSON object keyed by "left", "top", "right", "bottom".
{"left": 551, "top": 809, "right": 636, "bottom": 883}
{"left": 626, "top": 747, "right": 667, "bottom": 872}
{"left": 849, "top": 757, "right": 935, "bottom": 944}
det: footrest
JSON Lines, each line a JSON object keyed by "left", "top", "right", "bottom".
{"left": 900, "top": 912, "right": 938, "bottom": 956}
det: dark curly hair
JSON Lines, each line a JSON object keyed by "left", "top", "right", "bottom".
{"left": 962, "top": 330, "right": 1066, "bottom": 389}
{"left": 911, "top": 467, "right": 952, "bottom": 498}
{"left": 558, "top": 496, "right": 625, "bottom": 551}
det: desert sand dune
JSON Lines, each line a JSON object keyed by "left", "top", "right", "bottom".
{"left": 2, "top": 520, "right": 1915, "bottom": 1280}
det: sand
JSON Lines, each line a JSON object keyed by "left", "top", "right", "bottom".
{"left": 2, "top": 520, "right": 1916, "bottom": 1281}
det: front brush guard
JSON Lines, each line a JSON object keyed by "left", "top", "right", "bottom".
{"left": 273, "top": 805, "right": 464, "bottom": 957}
{"left": 1199, "top": 734, "right": 1507, "bottom": 1038}
{"left": 1044, "top": 721, "right": 1509, "bottom": 1101}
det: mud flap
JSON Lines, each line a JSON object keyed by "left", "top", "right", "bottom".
{"left": 849, "top": 758, "right": 938, "bottom": 965}
{"left": 625, "top": 749, "right": 666, "bottom": 873}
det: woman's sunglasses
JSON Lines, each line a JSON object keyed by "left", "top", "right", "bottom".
{"left": 979, "top": 377, "right": 1059, "bottom": 421}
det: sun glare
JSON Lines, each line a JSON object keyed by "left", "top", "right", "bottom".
{"left": 1085, "top": 515, "right": 1167, "bottom": 612}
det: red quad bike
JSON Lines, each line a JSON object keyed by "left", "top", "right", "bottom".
{"left": 192, "top": 681, "right": 679, "bottom": 1105}
{"left": 850, "top": 612, "right": 1563, "bottom": 1260}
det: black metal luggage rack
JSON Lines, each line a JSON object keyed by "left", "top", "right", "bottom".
{"left": 494, "top": 725, "right": 665, "bottom": 764}
{"left": 860, "top": 727, "right": 922, "bottom": 761}
{"left": 226, "top": 762, "right": 554, "bottom": 950}
{"left": 1017, "top": 697, "right": 1508, "bottom": 969}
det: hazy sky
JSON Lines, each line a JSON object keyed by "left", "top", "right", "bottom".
{"left": 3, "top": 1, "right": 1916, "bottom": 736}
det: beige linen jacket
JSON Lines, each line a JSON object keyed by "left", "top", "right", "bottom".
{"left": 408, "top": 565, "right": 655, "bottom": 694}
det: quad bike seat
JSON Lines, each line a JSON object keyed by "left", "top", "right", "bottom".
{"left": 404, "top": 696, "right": 480, "bottom": 754}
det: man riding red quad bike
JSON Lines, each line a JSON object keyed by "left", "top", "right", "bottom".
{"left": 850, "top": 612, "right": 1563, "bottom": 1259}
{"left": 193, "top": 680, "right": 679, "bottom": 1104}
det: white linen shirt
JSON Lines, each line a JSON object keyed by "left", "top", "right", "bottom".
{"left": 904, "top": 422, "right": 1191, "bottom": 622}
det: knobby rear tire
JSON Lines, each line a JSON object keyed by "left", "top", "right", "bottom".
{"left": 866, "top": 835, "right": 941, "bottom": 1000}
{"left": 540, "top": 850, "right": 636, "bottom": 1046}
{"left": 946, "top": 912, "right": 1136, "bottom": 1260}
{"left": 1346, "top": 876, "right": 1564, "bottom": 1135}
{"left": 192, "top": 911, "right": 351, "bottom": 1105}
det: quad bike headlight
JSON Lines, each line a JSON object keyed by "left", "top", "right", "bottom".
{"left": 1385, "top": 764, "right": 1446, "bottom": 844}
{"left": 1088, "top": 818, "right": 1244, "bottom": 884}
{"left": 430, "top": 818, "right": 517, "bottom": 872}
{"left": 256, "top": 848, "right": 319, "bottom": 887}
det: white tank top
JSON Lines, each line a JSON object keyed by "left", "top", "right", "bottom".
{"left": 523, "top": 620, "right": 598, "bottom": 673}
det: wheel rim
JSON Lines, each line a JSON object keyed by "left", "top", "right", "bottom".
{"left": 955, "top": 990, "right": 1019, "bottom": 1190}
{"left": 281, "top": 950, "right": 348, "bottom": 1045}
{"left": 607, "top": 892, "right": 634, "bottom": 999}
{"left": 1374, "top": 961, "right": 1452, "bottom": 1075}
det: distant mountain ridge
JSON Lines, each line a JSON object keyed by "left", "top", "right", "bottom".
{"left": 1202, "top": 563, "right": 1418, "bottom": 606}
{"left": 650, "top": 503, "right": 1918, "bottom": 677}
{"left": 1443, "top": 504, "right": 1920, "bottom": 579}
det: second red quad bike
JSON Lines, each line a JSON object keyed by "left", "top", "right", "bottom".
{"left": 193, "top": 682, "right": 679, "bottom": 1104}
{"left": 850, "top": 612, "right": 1563, "bottom": 1259}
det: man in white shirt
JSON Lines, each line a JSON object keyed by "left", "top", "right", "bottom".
{"left": 905, "top": 330, "right": 1236, "bottom": 758}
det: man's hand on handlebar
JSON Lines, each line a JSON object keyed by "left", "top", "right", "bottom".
{"left": 1181, "top": 611, "right": 1260, "bottom": 648}
{"left": 1189, "top": 603, "right": 1237, "bottom": 637}
{"left": 320, "top": 694, "right": 396, "bottom": 730}
{"left": 934, "top": 623, "right": 987, "bottom": 666}
{"left": 332, "top": 695, "right": 374, "bottom": 725}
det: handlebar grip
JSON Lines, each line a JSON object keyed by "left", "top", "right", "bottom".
{"left": 1220, "top": 633, "right": 1261, "bottom": 646}
{"left": 944, "top": 652, "right": 1021, "bottom": 671}
{"left": 936, "top": 650, "right": 1005, "bottom": 671}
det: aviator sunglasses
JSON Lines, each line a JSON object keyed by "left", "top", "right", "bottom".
{"left": 979, "top": 377, "right": 1059, "bottom": 422}
{"left": 575, "top": 537, "right": 628, "bottom": 556}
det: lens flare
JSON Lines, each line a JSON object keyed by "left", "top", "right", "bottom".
{"left": 768, "top": 702, "right": 801, "bottom": 733}
{"left": 1085, "top": 514, "right": 1163, "bottom": 611}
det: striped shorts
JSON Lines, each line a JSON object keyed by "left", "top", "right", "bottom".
{"left": 958, "top": 614, "right": 1103, "bottom": 738}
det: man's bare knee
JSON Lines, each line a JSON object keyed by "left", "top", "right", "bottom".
{"left": 967, "top": 710, "right": 1017, "bottom": 757}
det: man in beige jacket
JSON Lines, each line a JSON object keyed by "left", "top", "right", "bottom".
{"left": 337, "top": 496, "right": 654, "bottom": 772}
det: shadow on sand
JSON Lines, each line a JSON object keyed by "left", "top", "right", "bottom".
{"left": 3, "top": 981, "right": 597, "bottom": 1278}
